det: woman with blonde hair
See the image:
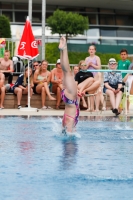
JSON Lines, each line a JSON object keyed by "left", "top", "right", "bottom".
{"left": 33, "top": 60, "right": 56, "bottom": 109}
{"left": 7, "top": 67, "right": 34, "bottom": 109}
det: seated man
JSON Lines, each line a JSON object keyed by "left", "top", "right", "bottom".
{"left": 0, "top": 50, "right": 13, "bottom": 84}
{"left": 51, "top": 59, "right": 63, "bottom": 109}
{"left": 103, "top": 58, "right": 123, "bottom": 115}
{"left": 0, "top": 72, "right": 6, "bottom": 109}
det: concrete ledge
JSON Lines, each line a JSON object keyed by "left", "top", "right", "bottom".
{"left": 3, "top": 93, "right": 65, "bottom": 109}
{"left": 1, "top": 92, "right": 112, "bottom": 109}
{"left": 0, "top": 109, "right": 133, "bottom": 117}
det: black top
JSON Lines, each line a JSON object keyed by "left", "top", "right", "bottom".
{"left": 75, "top": 70, "right": 93, "bottom": 84}
{"left": 13, "top": 74, "right": 28, "bottom": 88}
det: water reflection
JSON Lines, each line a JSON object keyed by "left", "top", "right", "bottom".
{"left": 79, "top": 115, "right": 133, "bottom": 122}
{"left": 61, "top": 139, "right": 78, "bottom": 170}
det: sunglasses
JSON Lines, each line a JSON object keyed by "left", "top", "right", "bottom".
{"left": 81, "top": 64, "right": 87, "bottom": 66}
{"left": 109, "top": 63, "right": 116, "bottom": 65}
{"left": 33, "top": 64, "right": 38, "bottom": 66}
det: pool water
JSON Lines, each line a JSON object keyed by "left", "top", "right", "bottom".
{"left": 0, "top": 116, "right": 133, "bottom": 200}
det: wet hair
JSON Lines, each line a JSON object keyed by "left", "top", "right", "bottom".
{"left": 120, "top": 49, "right": 128, "bottom": 54}
{"left": 88, "top": 45, "right": 96, "bottom": 51}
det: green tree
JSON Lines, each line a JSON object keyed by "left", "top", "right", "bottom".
{"left": 0, "top": 15, "right": 11, "bottom": 38}
{"left": 46, "top": 9, "right": 89, "bottom": 40}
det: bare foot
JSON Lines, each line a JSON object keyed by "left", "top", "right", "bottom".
{"left": 82, "top": 101, "right": 87, "bottom": 108}
{"left": 59, "top": 36, "right": 67, "bottom": 50}
{"left": 0, "top": 105, "right": 4, "bottom": 109}
{"left": 85, "top": 108, "right": 90, "bottom": 112}
{"left": 49, "top": 96, "right": 56, "bottom": 100}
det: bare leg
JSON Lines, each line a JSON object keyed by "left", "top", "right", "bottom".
{"left": 78, "top": 78, "right": 94, "bottom": 94}
{"left": 56, "top": 87, "right": 61, "bottom": 108}
{"left": 106, "top": 90, "right": 116, "bottom": 109}
{"left": 83, "top": 80, "right": 100, "bottom": 93}
{"left": 59, "top": 37, "right": 77, "bottom": 100}
{"left": 0, "top": 86, "right": 5, "bottom": 108}
{"left": 130, "top": 81, "right": 133, "bottom": 95}
{"left": 82, "top": 96, "right": 87, "bottom": 108}
{"left": 43, "top": 82, "right": 56, "bottom": 100}
{"left": 115, "top": 91, "right": 122, "bottom": 109}
{"left": 41, "top": 87, "right": 46, "bottom": 107}
{"left": 14, "top": 87, "right": 22, "bottom": 105}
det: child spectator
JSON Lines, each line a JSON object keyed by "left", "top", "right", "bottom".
{"left": 117, "top": 49, "right": 131, "bottom": 79}
{"left": 0, "top": 50, "right": 13, "bottom": 84}
{"left": 73, "top": 65, "right": 79, "bottom": 76}
{"left": 75, "top": 60, "right": 100, "bottom": 111}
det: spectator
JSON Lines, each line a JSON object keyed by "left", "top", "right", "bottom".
{"left": 117, "top": 49, "right": 131, "bottom": 79}
{"left": 85, "top": 45, "right": 101, "bottom": 79}
{"left": 32, "top": 61, "right": 41, "bottom": 74}
{"left": 75, "top": 60, "right": 100, "bottom": 111}
{"left": 0, "top": 72, "right": 5, "bottom": 109}
{"left": 73, "top": 65, "right": 79, "bottom": 76}
{"left": 103, "top": 58, "right": 123, "bottom": 115}
{"left": 73, "top": 64, "right": 88, "bottom": 108}
{"left": 85, "top": 45, "right": 103, "bottom": 111}
{"left": 122, "top": 65, "right": 133, "bottom": 113}
{"left": 7, "top": 67, "right": 34, "bottom": 109}
{"left": 33, "top": 60, "right": 56, "bottom": 109}
{"left": 0, "top": 50, "right": 13, "bottom": 84}
{"left": 51, "top": 59, "right": 63, "bottom": 109}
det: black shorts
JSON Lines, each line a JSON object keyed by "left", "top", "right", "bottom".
{"left": 33, "top": 84, "right": 38, "bottom": 94}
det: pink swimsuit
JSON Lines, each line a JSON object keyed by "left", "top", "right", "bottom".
{"left": 86, "top": 56, "right": 98, "bottom": 76}
{"left": 61, "top": 89, "right": 79, "bottom": 127}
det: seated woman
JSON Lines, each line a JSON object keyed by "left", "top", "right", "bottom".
{"left": 51, "top": 59, "right": 63, "bottom": 109}
{"left": 33, "top": 60, "right": 56, "bottom": 109}
{"left": 103, "top": 58, "right": 123, "bottom": 115}
{"left": 59, "top": 36, "right": 79, "bottom": 133}
{"left": 7, "top": 67, "right": 33, "bottom": 109}
{"left": 75, "top": 60, "right": 100, "bottom": 111}
{"left": 122, "top": 64, "right": 133, "bottom": 113}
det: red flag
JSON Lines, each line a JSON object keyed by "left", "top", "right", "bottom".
{"left": 17, "top": 17, "right": 39, "bottom": 60}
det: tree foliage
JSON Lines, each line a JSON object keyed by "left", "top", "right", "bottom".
{"left": 0, "top": 15, "right": 11, "bottom": 38}
{"left": 46, "top": 9, "right": 89, "bottom": 40}
{"left": 45, "top": 43, "right": 121, "bottom": 66}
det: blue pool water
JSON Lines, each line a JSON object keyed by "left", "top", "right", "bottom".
{"left": 0, "top": 116, "right": 133, "bottom": 200}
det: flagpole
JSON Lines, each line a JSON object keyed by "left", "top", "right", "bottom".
{"left": 20, "top": 58, "right": 38, "bottom": 112}
{"left": 42, "top": 0, "right": 46, "bottom": 59}
{"left": 28, "top": 59, "right": 30, "bottom": 108}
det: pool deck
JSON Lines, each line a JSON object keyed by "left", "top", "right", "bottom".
{"left": 0, "top": 108, "right": 133, "bottom": 116}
